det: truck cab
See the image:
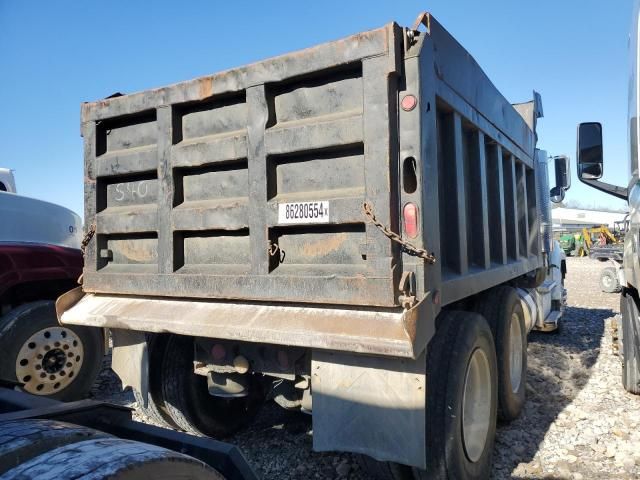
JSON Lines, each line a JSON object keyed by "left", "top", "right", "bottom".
{"left": 0, "top": 168, "right": 17, "bottom": 193}
{"left": 575, "top": 0, "right": 640, "bottom": 394}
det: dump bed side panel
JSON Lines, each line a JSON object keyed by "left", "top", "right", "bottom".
{"left": 81, "top": 25, "right": 402, "bottom": 307}
{"left": 412, "top": 16, "right": 542, "bottom": 307}
{"left": 428, "top": 18, "right": 536, "bottom": 160}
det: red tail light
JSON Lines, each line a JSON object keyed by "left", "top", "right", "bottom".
{"left": 403, "top": 203, "right": 419, "bottom": 238}
{"left": 401, "top": 94, "right": 417, "bottom": 111}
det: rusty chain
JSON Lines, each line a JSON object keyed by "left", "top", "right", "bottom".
{"left": 79, "top": 209, "right": 434, "bottom": 263}
{"left": 362, "top": 202, "right": 436, "bottom": 264}
{"left": 81, "top": 224, "right": 96, "bottom": 255}
{"left": 268, "top": 241, "right": 280, "bottom": 257}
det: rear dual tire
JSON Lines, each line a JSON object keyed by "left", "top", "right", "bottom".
{"left": 161, "top": 334, "right": 262, "bottom": 437}
{"left": 474, "top": 286, "right": 527, "bottom": 422}
{"left": 135, "top": 334, "right": 263, "bottom": 438}
{"left": 420, "top": 311, "right": 497, "bottom": 479}
{"left": 133, "top": 334, "right": 178, "bottom": 429}
{"left": 360, "top": 311, "right": 498, "bottom": 480}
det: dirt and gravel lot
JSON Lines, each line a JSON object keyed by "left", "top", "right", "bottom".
{"left": 91, "top": 256, "right": 640, "bottom": 479}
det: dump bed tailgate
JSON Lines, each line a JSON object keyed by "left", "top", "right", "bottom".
{"left": 81, "top": 24, "right": 402, "bottom": 307}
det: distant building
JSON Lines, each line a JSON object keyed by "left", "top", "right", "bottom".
{"left": 551, "top": 207, "right": 628, "bottom": 231}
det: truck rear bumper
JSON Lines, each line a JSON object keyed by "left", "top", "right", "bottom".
{"left": 59, "top": 292, "right": 431, "bottom": 359}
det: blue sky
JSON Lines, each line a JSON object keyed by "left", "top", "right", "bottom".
{"left": 0, "top": 0, "right": 633, "bottom": 216}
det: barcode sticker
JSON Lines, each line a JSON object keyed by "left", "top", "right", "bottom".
{"left": 278, "top": 201, "right": 330, "bottom": 224}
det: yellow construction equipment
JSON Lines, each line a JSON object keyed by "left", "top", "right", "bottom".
{"left": 580, "top": 225, "right": 619, "bottom": 256}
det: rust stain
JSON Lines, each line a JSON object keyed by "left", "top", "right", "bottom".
{"left": 118, "top": 240, "right": 157, "bottom": 263}
{"left": 301, "top": 233, "right": 347, "bottom": 257}
{"left": 199, "top": 77, "right": 214, "bottom": 99}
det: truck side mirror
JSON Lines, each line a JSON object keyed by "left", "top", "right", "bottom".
{"left": 550, "top": 155, "right": 570, "bottom": 203}
{"left": 577, "top": 122, "right": 603, "bottom": 180}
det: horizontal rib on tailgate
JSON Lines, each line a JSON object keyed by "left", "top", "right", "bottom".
{"left": 82, "top": 24, "right": 402, "bottom": 307}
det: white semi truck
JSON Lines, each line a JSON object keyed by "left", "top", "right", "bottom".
{"left": 576, "top": 1, "right": 640, "bottom": 395}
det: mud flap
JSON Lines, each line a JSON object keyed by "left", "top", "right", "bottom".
{"left": 311, "top": 349, "right": 426, "bottom": 469}
{"left": 110, "top": 329, "right": 149, "bottom": 407}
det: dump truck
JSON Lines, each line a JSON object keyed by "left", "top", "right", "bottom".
{"left": 576, "top": 1, "right": 640, "bottom": 395}
{"left": 57, "top": 12, "right": 570, "bottom": 479}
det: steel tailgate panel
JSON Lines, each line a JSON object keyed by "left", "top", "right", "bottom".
{"left": 81, "top": 24, "right": 402, "bottom": 307}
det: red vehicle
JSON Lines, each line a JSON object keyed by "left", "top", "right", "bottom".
{"left": 0, "top": 184, "right": 104, "bottom": 400}
{"left": 0, "top": 243, "right": 104, "bottom": 400}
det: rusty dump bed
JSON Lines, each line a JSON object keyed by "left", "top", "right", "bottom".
{"left": 78, "top": 13, "right": 540, "bottom": 318}
{"left": 81, "top": 24, "right": 403, "bottom": 307}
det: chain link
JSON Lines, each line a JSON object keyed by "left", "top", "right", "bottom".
{"left": 362, "top": 202, "right": 436, "bottom": 264}
{"left": 81, "top": 224, "right": 96, "bottom": 255}
{"left": 268, "top": 241, "right": 280, "bottom": 257}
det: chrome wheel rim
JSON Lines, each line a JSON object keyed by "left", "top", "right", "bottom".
{"left": 462, "top": 348, "right": 492, "bottom": 463}
{"left": 602, "top": 275, "right": 612, "bottom": 288}
{"left": 509, "top": 313, "right": 523, "bottom": 393}
{"left": 15, "top": 327, "right": 84, "bottom": 395}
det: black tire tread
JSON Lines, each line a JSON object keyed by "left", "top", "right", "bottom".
{"left": 132, "top": 335, "right": 178, "bottom": 429}
{"left": 422, "top": 311, "right": 461, "bottom": 478}
{"left": 133, "top": 389, "right": 176, "bottom": 429}
{"left": 0, "top": 419, "right": 111, "bottom": 475}
{"left": 161, "top": 335, "right": 207, "bottom": 436}
{"left": 621, "top": 293, "right": 640, "bottom": 394}
{"left": 474, "top": 287, "right": 527, "bottom": 421}
{"left": 474, "top": 287, "right": 510, "bottom": 338}
{"left": 160, "top": 334, "right": 259, "bottom": 438}
{"left": 420, "top": 310, "right": 498, "bottom": 479}
{"left": 0, "top": 437, "right": 223, "bottom": 479}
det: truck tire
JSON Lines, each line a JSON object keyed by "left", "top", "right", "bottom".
{"left": 0, "top": 419, "right": 111, "bottom": 475}
{"left": 0, "top": 436, "right": 225, "bottom": 479}
{"left": 359, "top": 311, "right": 498, "bottom": 480}
{"left": 160, "top": 334, "right": 262, "bottom": 438}
{"left": 132, "top": 334, "right": 179, "bottom": 429}
{"left": 620, "top": 292, "right": 640, "bottom": 394}
{"left": 600, "top": 267, "right": 621, "bottom": 293}
{"left": 474, "top": 287, "right": 527, "bottom": 422}
{"left": 0, "top": 301, "right": 104, "bottom": 401}
{"left": 419, "top": 311, "right": 498, "bottom": 479}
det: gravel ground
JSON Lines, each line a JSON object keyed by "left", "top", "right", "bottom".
{"left": 90, "top": 256, "right": 640, "bottom": 479}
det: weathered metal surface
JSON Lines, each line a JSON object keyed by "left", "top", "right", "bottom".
{"left": 81, "top": 24, "right": 401, "bottom": 307}
{"left": 312, "top": 350, "right": 426, "bottom": 468}
{"left": 420, "top": 15, "right": 537, "bottom": 161}
{"left": 60, "top": 293, "right": 429, "bottom": 359}
{"left": 78, "top": 11, "right": 542, "bottom": 313}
